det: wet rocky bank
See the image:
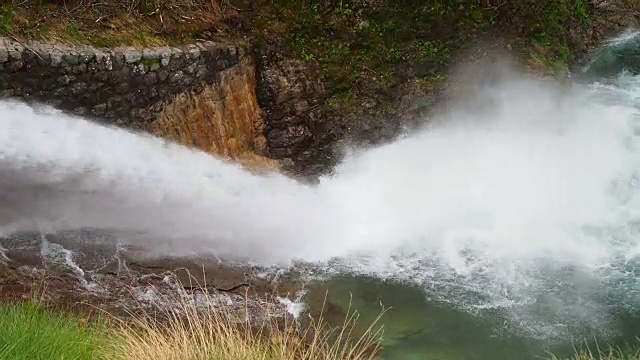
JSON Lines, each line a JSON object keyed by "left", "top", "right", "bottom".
{"left": 0, "top": 230, "right": 305, "bottom": 322}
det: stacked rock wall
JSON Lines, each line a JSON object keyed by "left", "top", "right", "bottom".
{"left": 0, "top": 38, "right": 245, "bottom": 129}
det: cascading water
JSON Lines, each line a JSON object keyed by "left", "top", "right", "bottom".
{"left": 1, "top": 32, "right": 640, "bottom": 359}
{"left": 315, "top": 73, "right": 640, "bottom": 340}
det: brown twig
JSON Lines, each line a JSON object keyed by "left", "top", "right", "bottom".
{"left": 483, "top": 1, "right": 507, "bottom": 10}
{"left": 7, "top": 34, "right": 43, "bottom": 61}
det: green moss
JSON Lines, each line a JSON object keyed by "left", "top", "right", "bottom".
{"left": 255, "top": 0, "right": 601, "bottom": 113}
{"left": 419, "top": 73, "right": 447, "bottom": 91}
{"left": 254, "top": 1, "right": 482, "bottom": 113}
{"left": 0, "top": 0, "right": 612, "bottom": 116}
{"left": 575, "top": 0, "right": 591, "bottom": 26}
{"left": 253, "top": 0, "right": 605, "bottom": 112}
{"left": 66, "top": 23, "right": 83, "bottom": 39}
{"left": 139, "top": 57, "right": 159, "bottom": 67}
{"left": 0, "top": 5, "right": 13, "bottom": 34}
{"left": 520, "top": 0, "right": 592, "bottom": 73}
{"left": 412, "top": 40, "right": 450, "bottom": 63}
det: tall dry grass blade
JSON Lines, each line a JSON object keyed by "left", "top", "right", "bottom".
{"left": 105, "top": 270, "right": 383, "bottom": 360}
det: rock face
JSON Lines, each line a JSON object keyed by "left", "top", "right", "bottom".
{"left": 0, "top": 37, "right": 246, "bottom": 129}
{"left": 590, "top": 0, "right": 639, "bottom": 41}
{"left": 0, "top": 34, "right": 395, "bottom": 178}
{"left": 257, "top": 58, "right": 334, "bottom": 177}
{"left": 0, "top": 36, "right": 279, "bottom": 171}
{"left": 150, "top": 56, "right": 276, "bottom": 169}
{"left": 257, "top": 57, "right": 410, "bottom": 178}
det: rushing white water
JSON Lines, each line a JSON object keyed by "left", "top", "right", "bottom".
{"left": 0, "top": 106, "right": 339, "bottom": 262}
{"left": 316, "top": 73, "right": 640, "bottom": 339}
{"left": 1, "top": 48, "right": 640, "bottom": 339}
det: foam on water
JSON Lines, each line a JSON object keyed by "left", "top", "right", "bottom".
{"left": 314, "top": 74, "right": 640, "bottom": 338}
{"left": 1, "top": 47, "right": 639, "bottom": 339}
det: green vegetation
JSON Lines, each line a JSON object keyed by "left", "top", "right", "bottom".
{"left": 140, "top": 57, "right": 159, "bottom": 68}
{"left": 249, "top": 0, "right": 601, "bottom": 112}
{"left": 1, "top": 299, "right": 638, "bottom": 360}
{"left": 0, "top": 1, "right": 609, "bottom": 98}
{"left": 252, "top": 1, "right": 481, "bottom": 111}
{"left": 0, "top": 6, "right": 13, "bottom": 34}
{"left": 0, "top": 288, "right": 383, "bottom": 360}
{"left": 518, "top": 0, "right": 592, "bottom": 74}
{"left": 0, "top": 302, "right": 108, "bottom": 360}
{"left": 0, "top": 0, "right": 626, "bottom": 101}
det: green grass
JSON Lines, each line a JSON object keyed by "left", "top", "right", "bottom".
{"left": 0, "top": 289, "right": 383, "bottom": 360}
{"left": 0, "top": 302, "right": 108, "bottom": 360}
{"left": 0, "top": 300, "right": 638, "bottom": 360}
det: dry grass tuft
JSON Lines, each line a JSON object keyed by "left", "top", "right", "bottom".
{"left": 106, "top": 271, "right": 385, "bottom": 360}
{"left": 550, "top": 340, "right": 640, "bottom": 360}
{"left": 5, "top": 269, "right": 384, "bottom": 359}
{"left": 1, "top": 0, "right": 233, "bottom": 47}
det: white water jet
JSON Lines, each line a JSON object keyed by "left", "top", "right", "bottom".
{"left": 0, "top": 104, "right": 338, "bottom": 263}
{"left": 1, "top": 57, "right": 639, "bottom": 338}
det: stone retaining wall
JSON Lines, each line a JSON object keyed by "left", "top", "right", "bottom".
{"left": 0, "top": 37, "right": 246, "bottom": 128}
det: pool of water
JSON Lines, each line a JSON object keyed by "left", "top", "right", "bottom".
{"left": 304, "top": 275, "right": 640, "bottom": 360}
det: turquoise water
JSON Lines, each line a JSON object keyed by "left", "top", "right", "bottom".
{"left": 305, "top": 275, "right": 639, "bottom": 360}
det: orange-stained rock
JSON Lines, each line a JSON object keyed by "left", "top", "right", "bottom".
{"left": 151, "top": 57, "right": 280, "bottom": 173}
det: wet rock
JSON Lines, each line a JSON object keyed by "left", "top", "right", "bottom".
{"left": 259, "top": 59, "right": 326, "bottom": 108}
{"left": 111, "top": 52, "right": 125, "bottom": 69}
{"left": 170, "top": 70, "right": 185, "bottom": 82}
{"left": 92, "top": 103, "right": 107, "bottom": 115}
{"left": 170, "top": 47, "right": 184, "bottom": 60}
{"left": 143, "top": 72, "right": 158, "bottom": 85}
{"left": 132, "top": 63, "right": 146, "bottom": 75}
{"left": 158, "top": 70, "right": 169, "bottom": 81}
{"left": 50, "top": 49, "right": 64, "bottom": 67}
{"left": 268, "top": 125, "right": 312, "bottom": 148}
{"left": 185, "top": 62, "right": 198, "bottom": 74}
{"left": 0, "top": 230, "right": 298, "bottom": 324}
{"left": 257, "top": 54, "right": 409, "bottom": 178}
{"left": 258, "top": 58, "right": 332, "bottom": 175}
